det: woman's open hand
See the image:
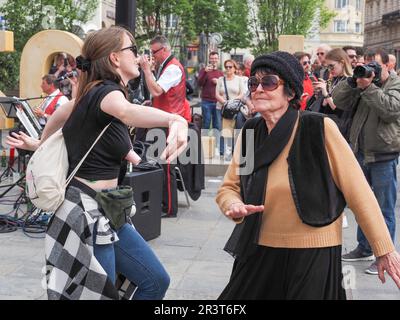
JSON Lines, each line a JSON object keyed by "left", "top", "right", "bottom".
{"left": 5, "top": 131, "right": 40, "bottom": 151}
{"left": 377, "top": 251, "right": 400, "bottom": 289}
{"left": 225, "top": 202, "right": 264, "bottom": 220}
{"left": 161, "top": 116, "right": 188, "bottom": 162}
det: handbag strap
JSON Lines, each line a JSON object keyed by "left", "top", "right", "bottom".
{"left": 223, "top": 77, "right": 230, "bottom": 101}
{"left": 65, "top": 123, "right": 112, "bottom": 186}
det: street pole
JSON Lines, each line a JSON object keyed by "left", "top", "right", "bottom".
{"left": 115, "top": 0, "right": 137, "bottom": 36}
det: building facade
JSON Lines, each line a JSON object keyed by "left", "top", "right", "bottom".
{"left": 305, "top": 0, "right": 365, "bottom": 53}
{"left": 364, "top": 0, "right": 400, "bottom": 62}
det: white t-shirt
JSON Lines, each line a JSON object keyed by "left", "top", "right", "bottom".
{"left": 38, "top": 89, "right": 69, "bottom": 125}
{"left": 156, "top": 56, "right": 183, "bottom": 93}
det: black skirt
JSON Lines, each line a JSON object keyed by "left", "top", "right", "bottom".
{"left": 219, "top": 245, "right": 346, "bottom": 300}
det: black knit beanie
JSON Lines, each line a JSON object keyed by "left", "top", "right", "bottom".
{"left": 250, "top": 51, "right": 304, "bottom": 100}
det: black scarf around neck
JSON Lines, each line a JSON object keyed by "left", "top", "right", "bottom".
{"left": 223, "top": 106, "right": 298, "bottom": 261}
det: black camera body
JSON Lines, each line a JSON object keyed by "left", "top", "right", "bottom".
{"left": 352, "top": 61, "right": 382, "bottom": 87}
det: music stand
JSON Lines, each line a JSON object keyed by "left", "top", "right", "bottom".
{"left": 0, "top": 96, "right": 18, "bottom": 119}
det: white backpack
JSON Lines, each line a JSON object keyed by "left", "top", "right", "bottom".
{"left": 26, "top": 124, "right": 110, "bottom": 212}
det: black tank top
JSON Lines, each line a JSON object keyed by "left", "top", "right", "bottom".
{"left": 63, "top": 81, "right": 131, "bottom": 180}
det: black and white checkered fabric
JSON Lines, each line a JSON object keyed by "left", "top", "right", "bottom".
{"left": 45, "top": 186, "right": 136, "bottom": 300}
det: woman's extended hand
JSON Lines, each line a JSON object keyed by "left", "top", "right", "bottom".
{"left": 225, "top": 202, "right": 265, "bottom": 220}
{"left": 377, "top": 251, "right": 400, "bottom": 289}
{"left": 5, "top": 132, "right": 40, "bottom": 151}
{"left": 161, "top": 116, "right": 188, "bottom": 162}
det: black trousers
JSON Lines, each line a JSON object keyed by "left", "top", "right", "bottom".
{"left": 219, "top": 245, "right": 346, "bottom": 300}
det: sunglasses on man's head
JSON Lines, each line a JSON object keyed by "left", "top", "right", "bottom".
{"left": 248, "top": 75, "right": 284, "bottom": 92}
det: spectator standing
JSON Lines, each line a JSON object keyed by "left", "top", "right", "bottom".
{"left": 197, "top": 51, "right": 224, "bottom": 134}
{"left": 315, "top": 44, "right": 332, "bottom": 80}
{"left": 139, "top": 35, "right": 191, "bottom": 217}
{"left": 342, "top": 46, "right": 358, "bottom": 69}
{"left": 243, "top": 54, "right": 255, "bottom": 78}
{"left": 334, "top": 48, "right": 400, "bottom": 275}
{"left": 294, "top": 51, "right": 314, "bottom": 111}
{"left": 215, "top": 59, "right": 245, "bottom": 160}
{"left": 388, "top": 54, "right": 397, "bottom": 76}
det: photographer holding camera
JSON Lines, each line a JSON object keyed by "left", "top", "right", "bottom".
{"left": 333, "top": 49, "right": 400, "bottom": 275}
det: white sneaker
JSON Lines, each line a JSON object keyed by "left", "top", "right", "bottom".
{"left": 342, "top": 214, "right": 348, "bottom": 229}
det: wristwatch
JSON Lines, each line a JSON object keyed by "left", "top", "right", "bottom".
{"left": 323, "top": 93, "right": 332, "bottom": 98}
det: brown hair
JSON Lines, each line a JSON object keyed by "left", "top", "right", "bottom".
{"left": 325, "top": 48, "right": 353, "bottom": 77}
{"left": 224, "top": 59, "right": 238, "bottom": 70}
{"left": 74, "top": 26, "right": 135, "bottom": 108}
{"left": 42, "top": 74, "right": 57, "bottom": 86}
{"left": 293, "top": 51, "right": 311, "bottom": 61}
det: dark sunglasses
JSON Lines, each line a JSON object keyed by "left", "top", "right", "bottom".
{"left": 248, "top": 75, "right": 284, "bottom": 92}
{"left": 120, "top": 45, "right": 138, "bottom": 56}
{"left": 327, "top": 63, "right": 337, "bottom": 70}
{"left": 316, "top": 52, "right": 325, "bottom": 56}
{"left": 303, "top": 61, "right": 311, "bottom": 66}
{"left": 151, "top": 47, "right": 164, "bottom": 55}
{"left": 348, "top": 54, "right": 357, "bottom": 59}
{"left": 225, "top": 65, "right": 234, "bottom": 69}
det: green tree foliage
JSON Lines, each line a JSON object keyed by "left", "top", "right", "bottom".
{"left": 220, "top": 0, "right": 251, "bottom": 52}
{"left": 249, "top": 0, "right": 336, "bottom": 55}
{"left": 135, "top": 0, "right": 251, "bottom": 52}
{"left": 0, "top": 0, "right": 97, "bottom": 92}
{"left": 135, "top": 0, "right": 196, "bottom": 49}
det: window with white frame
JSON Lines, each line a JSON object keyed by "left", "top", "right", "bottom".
{"left": 334, "top": 20, "right": 348, "bottom": 32}
{"left": 356, "top": 0, "right": 361, "bottom": 10}
{"left": 335, "top": 0, "right": 348, "bottom": 8}
{"left": 166, "top": 14, "right": 178, "bottom": 29}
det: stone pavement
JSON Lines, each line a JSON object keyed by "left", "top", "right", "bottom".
{"left": 0, "top": 174, "right": 399, "bottom": 300}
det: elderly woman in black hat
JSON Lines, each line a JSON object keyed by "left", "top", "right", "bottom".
{"left": 216, "top": 51, "right": 400, "bottom": 299}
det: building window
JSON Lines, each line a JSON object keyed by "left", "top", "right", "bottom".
{"left": 355, "top": 22, "right": 361, "bottom": 33}
{"left": 356, "top": 0, "right": 361, "bottom": 10}
{"left": 334, "top": 20, "right": 348, "bottom": 32}
{"left": 166, "top": 14, "right": 178, "bottom": 29}
{"left": 335, "top": 0, "right": 348, "bottom": 9}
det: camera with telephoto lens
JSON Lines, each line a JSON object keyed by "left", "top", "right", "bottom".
{"left": 349, "top": 61, "right": 382, "bottom": 87}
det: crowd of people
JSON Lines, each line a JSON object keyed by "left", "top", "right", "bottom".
{"left": 5, "top": 26, "right": 400, "bottom": 300}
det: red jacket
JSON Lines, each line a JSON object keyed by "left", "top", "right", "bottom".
{"left": 153, "top": 57, "right": 191, "bottom": 122}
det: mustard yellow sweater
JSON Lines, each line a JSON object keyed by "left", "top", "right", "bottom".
{"left": 216, "top": 117, "right": 395, "bottom": 257}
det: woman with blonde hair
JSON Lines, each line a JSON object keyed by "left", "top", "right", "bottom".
{"left": 7, "top": 26, "right": 188, "bottom": 300}
{"left": 312, "top": 48, "right": 353, "bottom": 137}
{"left": 215, "top": 59, "right": 245, "bottom": 160}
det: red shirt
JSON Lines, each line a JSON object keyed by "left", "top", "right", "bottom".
{"left": 300, "top": 75, "right": 314, "bottom": 111}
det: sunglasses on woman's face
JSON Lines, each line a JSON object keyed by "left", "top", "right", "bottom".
{"left": 120, "top": 45, "right": 138, "bottom": 57}
{"left": 248, "top": 75, "right": 284, "bottom": 92}
{"left": 225, "top": 65, "right": 234, "bottom": 69}
{"left": 303, "top": 61, "right": 311, "bottom": 66}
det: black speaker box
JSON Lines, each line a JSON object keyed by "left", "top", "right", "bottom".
{"left": 123, "top": 168, "right": 163, "bottom": 241}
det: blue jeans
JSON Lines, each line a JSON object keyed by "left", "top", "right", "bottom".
{"left": 93, "top": 223, "right": 170, "bottom": 300}
{"left": 201, "top": 100, "right": 223, "bottom": 154}
{"left": 356, "top": 153, "right": 398, "bottom": 255}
